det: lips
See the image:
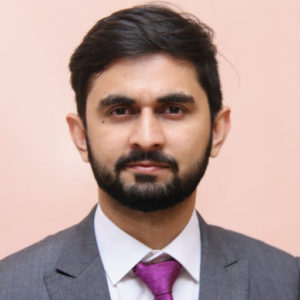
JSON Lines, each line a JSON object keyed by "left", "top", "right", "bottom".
{"left": 125, "top": 161, "right": 169, "bottom": 173}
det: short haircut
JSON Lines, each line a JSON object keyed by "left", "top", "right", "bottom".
{"left": 69, "top": 4, "right": 222, "bottom": 124}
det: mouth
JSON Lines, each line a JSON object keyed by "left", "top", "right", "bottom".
{"left": 125, "top": 161, "right": 170, "bottom": 173}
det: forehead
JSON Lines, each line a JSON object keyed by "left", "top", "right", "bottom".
{"left": 87, "top": 53, "right": 207, "bottom": 105}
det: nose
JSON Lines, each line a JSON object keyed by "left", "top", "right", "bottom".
{"left": 129, "top": 109, "right": 165, "bottom": 151}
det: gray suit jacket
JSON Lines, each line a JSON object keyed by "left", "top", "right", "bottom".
{"left": 0, "top": 206, "right": 299, "bottom": 300}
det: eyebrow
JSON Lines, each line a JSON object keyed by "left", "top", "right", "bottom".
{"left": 98, "top": 92, "right": 195, "bottom": 110}
{"left": 99, "top": 95, "right": 135, "bottom": 109}
{"left": 157, "top": 93, "right": 195, "bottom": 105}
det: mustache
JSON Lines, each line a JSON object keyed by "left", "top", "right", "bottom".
{"left": 115, "top": 150, "right": 179, "bottom": 173}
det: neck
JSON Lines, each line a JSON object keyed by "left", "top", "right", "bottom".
{"left": 98, "top": 189, "right": 196, "bottom": 249}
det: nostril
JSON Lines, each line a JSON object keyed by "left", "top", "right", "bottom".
{"left": 131, "top": 142, "right": 162, "bottom": 151}
{"left": 153, "top": 143, "right": 161, "bottom": 149}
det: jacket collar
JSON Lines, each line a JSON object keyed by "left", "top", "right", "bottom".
{"left": 44, "top": 206, "right": 111, "bottom": 300}
{"left": 197, "top": 213, "right": 249, "bottom": 300}
{"left": 44, "top": 207, "right": 249, "bottom": 300}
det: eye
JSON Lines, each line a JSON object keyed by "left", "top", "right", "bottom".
{"left": 165, "top": 105, "right": 183, "bottom": 114}
{"left": 110, "top": 107, "right": 132, "bottom": 116}
{"left": 159, "top": 104, "right": 187, "bottom": 120}
{"left": 107, "top": 106, "right": 137, "bottom": 122}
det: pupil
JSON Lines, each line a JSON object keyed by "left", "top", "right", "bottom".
{"left": 170, "top": 106, "right": 179, "bottom": 113}
{"left": 116, "top": 108, "right": 125, "bottom": 115}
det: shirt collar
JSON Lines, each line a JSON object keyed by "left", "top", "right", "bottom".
{"left": 94, "top": 204, "right": 201, "bottom": 285}
{"left": 162, "top": 210, "right": 200, "bottom": 281}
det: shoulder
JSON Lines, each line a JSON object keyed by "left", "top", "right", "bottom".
{"left": 206, "top": 223, "right": 297, "bottom": 262}
{"left": 205, "top": 222, "right": 300, "bottom": 286}
{"left": 0, "top": 225, "right": 75, "bottom": 296}
{"left": 0, "top": 207, "right": 96, "bottom": 298}
{"left": 1, "top": 223, "right": 75, "bottom": 269}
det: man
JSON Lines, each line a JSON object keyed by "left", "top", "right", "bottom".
{"left": 0, "top": 4, "right": 299, "bottom": 300}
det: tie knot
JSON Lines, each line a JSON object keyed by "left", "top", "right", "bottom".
{"left": 134, "top": 260, "right": 181, "bottom": 299}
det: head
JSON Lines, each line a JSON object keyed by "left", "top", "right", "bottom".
{"left": 69, "top": 4, "right": 222, "bottom": 125}
{"left": 67, "top": 5, "right": 230, "bottom": 213}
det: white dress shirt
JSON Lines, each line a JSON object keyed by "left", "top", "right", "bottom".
{"left": 94, "top": 204, "right": 201, "bottom": 300}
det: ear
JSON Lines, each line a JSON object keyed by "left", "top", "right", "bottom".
{"left": 66, "top": 113, "right": 89, "bottom": 162}
{"left": 210, "top": 106, "right": 231, "bottom": 158}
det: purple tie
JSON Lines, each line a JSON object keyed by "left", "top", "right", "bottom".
{"left": 134, "top": 260, "right": 182, "bottom": 300}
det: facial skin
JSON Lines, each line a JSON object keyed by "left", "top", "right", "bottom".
{"left": 67, "top": 53, "right": 230, "bottom": 246}
{"left": 85, "top": 134, "right": 212, "bottom": 212}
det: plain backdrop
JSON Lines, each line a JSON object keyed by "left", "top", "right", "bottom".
{"left": 0, "top": 0, "right": 299, "bottom": 259}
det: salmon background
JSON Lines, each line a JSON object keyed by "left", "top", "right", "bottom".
{"left": 1, "top": 0, "right": 299, "bottom": 259}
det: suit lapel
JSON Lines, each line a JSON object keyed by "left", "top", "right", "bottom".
{"left": 44, "top": 206, "right": 111, "bottom": 300}
{"left": 197, "top": 213, "right": 249, "bottom": 300}
{"left": 42, "top": 206, "right": 250, "bottom": 300}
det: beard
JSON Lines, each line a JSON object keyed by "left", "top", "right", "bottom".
{"left": 86, "top": 134, "right": 212, "bottom": 213}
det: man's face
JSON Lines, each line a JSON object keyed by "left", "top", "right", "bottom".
{"left": 84, "top": 53, "right": 213, "bottom": 212}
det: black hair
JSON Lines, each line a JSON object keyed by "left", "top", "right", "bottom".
{"left": 69, "top": 4, "right": 222, "bottom": 124}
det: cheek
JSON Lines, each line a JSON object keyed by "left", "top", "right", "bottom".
{"left": 87, "top": 126, "right": 129, "bottom": 167}
{"left": 165, "top": 124, "right": 211, "bottom": 170}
